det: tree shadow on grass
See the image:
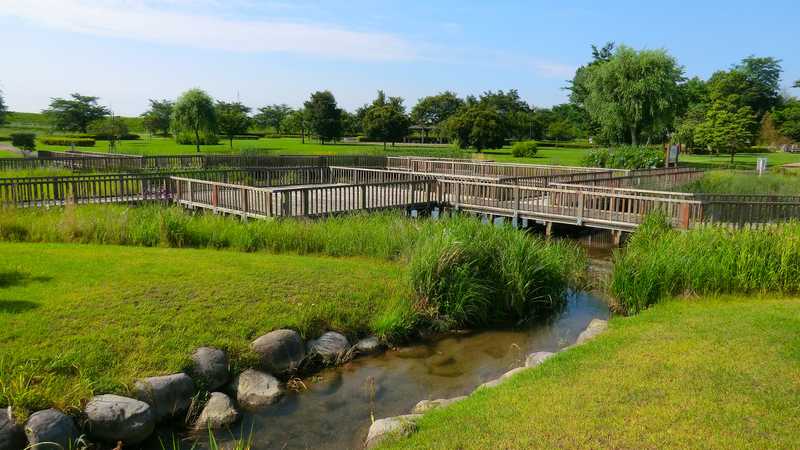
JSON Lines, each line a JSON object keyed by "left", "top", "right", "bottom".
{"left": 0, "top": 270, "right": 52, "bottom": 288}
{"left": 0, "top": 300, "right": 38, "bottom": 313}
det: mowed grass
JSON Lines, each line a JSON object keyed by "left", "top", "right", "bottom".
{"left": 678, "top": 169, "right": 800, "bottom": 195}
{"left": 0, "top": 149, "right": 22, "bottom": 158}
{"left": 382, "top": 296, "right": 800, "bottom": 449}
{"left": 0, "top": 242, "right": 409, "bottom": 415}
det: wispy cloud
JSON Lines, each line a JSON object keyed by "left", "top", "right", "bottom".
{"left": 529, "top": 61, "right": 577, "bottom": 78}
{"left": 0, "top": 0, "right": 418, "bottom": 62}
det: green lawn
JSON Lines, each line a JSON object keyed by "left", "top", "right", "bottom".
{"left": 382, "top": 295, "right": 800, "bottom": 449}
{"left": 0, "top": 242, "right": 409, "bottom": 415}
{"left": 0, "top": 149, "right": 22, "bottom": 158}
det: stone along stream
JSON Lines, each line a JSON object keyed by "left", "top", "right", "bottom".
{"left": 196, "top": 291, "right": 609, "bottom": 450}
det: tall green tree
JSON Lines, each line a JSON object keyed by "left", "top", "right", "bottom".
{"left": 363, "top": 91, "right": 411, "bottom": 149}
{"left": 773, "top": 99, "right": 800, "bottom": 142}
{"left": 581, "top": 45, "right": 684, "bottom": 145}
{"left": 695, "top": 100, "right": 756, "bottom": 163}
{"left": 280, "top": 108, "right": 307, "bottom": 140}
{"left": 43, "top": 93, "right": 110, "bottom": 133}
{"left": 794, "top": 80, "right": 800, "bottom": 89}
{"left": 216, "top": 101, "right": 252, "bottom": 149}
{"left": 141, "top": 99, "right": 174, "bottom": 136}
{"left": 172, "top": 89, "right": 218, "bottom": 152}
{"left": 410, "top": 91, "right": 463, "bottom": 142}
{"left": 707, "top": 56, "right": 782, "bottom": 121}
{"left": 547, "top": 119, "right": 577, "bottom": 142}
{"left": 0, "top": 89, "right": 7, "bottom": 125}
{"left": 444, "top": 104, "right": 506, "bottom": 152}
{"left": 254, "top": 104, "right": 292, "bottom": 133}
{"left": 304, "top": 91, "right": 343, "bottom": 144}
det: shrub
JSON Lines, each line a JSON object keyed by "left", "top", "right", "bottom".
{"left": 39, "top": 137, "right": 95, "bottom": 147}
{"left": 582, "top": 146, "right": 664, "bottom": 169}
{"left": 511, "top": 141, "right": 538, "bottom": 158}
{"left": 10, "top": 133, "right": 36, "bottom": 150}
{"left": 175, "top": 131, "right": 218, "bottom": 145}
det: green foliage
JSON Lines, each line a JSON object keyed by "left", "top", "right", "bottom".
{"left": 707, "top": 56, "right": 782, "bottom": 121}
{"left": 216, "top": 101, "right": 252, "bottom": 148}
{"left": 410, "top": 91, "right": 464, "bottom": 130}
{"left": 0, "top": 90, "right": 6, "bottom": 125}
{"left": 88, "top": 116, "right": 130, "bottom": 144}
{"left": 582, "top": 145, "right": 663, "bottom": 169}
{"left": 445, "top": 105, "right": 507, "bottom": 151}
{"left": 773, "top": 99, "right": 800, "bottom": 142}
{"left": 581, "top": 45, "right": 684, "bottom": 145}
{"left": 141, "top": 99, "right": 174, "bottom": 136}
{"left": 694, "top": 100, "right": 756, "bottom": 160}
{"left": 546, "top": 119, "right": 577, "bottom": 141}
{"left": 39, "top": 136, "right": 95, "bottom": 147}
{"left": 42, "top": 93, "right": 110, "bottom": 133}
{"left": 304, "top": 91, "right": 343, "bottom": 143}
{"left": 610, "top": 216, "right": 800, "bottom": 313}
{"left": 678, "top": 170, "right": 800, "bottom": 196}
{"left": 172, "top": 88, "right": 218, "bottom": 151}
{"left": 511, "top": 141, "right": 538, "bottom": 158}
{"left": 362, "top": 91, "right": 411, "bottom": 146}
{"left": 9, "top": 133, "right": 35, "bottom": 150}
{"left": 254, "top": 104, "right": 293, "bottom": 133}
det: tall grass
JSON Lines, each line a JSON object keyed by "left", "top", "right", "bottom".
{"left": 0, "top": 205, "right": 585, "bottom": 328}
{"left": 610, "top": 214, "right": 800, "bottom": 313}
{"left": 678, "top": 170, "right": 800, "bottom": 195}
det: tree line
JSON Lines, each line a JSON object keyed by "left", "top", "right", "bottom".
{"left": 1, "top": 44, "right": 798, "bottom": 155}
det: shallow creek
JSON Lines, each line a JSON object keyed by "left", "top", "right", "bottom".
{"left": 196, "top": 291, "right": 609, "bottom": 450}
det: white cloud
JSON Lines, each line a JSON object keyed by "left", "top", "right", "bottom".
{"left": 530, "top": 61, "right": 578, "bottom": 78}
{"left": 0, "top": 0, "right": 417, "bottom": 62}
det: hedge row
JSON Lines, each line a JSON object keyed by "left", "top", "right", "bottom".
{"left": 63, "top": 133, "right": 140, "bottom": 141}
{"left": 39, "top": 137, "right": 96, "bottom": 147}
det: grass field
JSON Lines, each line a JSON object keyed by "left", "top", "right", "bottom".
{"left": 0, "top": 149, "right": 22, "bottom": 158}
{"left": 0, "top": 242, "right": 410, "bottom": 415}
{"left": 678, "top": 170, "right": 800, "bottom": 195}
{"left": 382, "top": 295, "right": 800, "bottom": 449}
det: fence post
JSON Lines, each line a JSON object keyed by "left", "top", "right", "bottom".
{"left": 302, "top": 190, "right": 309, "bottom": 216}
{"left": 360, "top": 185, "right": 366, "bottom": 209}
{"left": 455, "top": 182, "right": 461, "bottom": 208}
{"left": 513, "top": 185, "right": 520, "bottom": 216}
{"left": 212, "top": 184, "right": 219, "bottom": 208}
{"left": 679, "top": 202, "right": 690, "bottom": 229}
{"left": 241, "top": 188, "right": 249, "bottom": 217}
{"left": 576, "top": 192, "right": 584, "bottom": 226}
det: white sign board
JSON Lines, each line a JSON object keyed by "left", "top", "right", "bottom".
{"left": 756, "top": 158, "right": 768, "bottom": 175}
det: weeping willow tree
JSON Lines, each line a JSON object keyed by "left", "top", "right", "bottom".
{"left": 582, "top": 45, "right": 684, "bottom": 145}
{"left": 172, "top": 88, "right": 218, "bottom": 152}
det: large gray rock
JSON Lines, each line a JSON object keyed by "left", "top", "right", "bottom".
{"left": 477, "top": 366, "right": 528, "bottom": 390}
{"left": 525, "top": 351, "right": 555, "bottom": 368}
{"left": 354, "top": 336, "right": 383, "bottom": 355}
{"left": 231, "top": 369, "right": 283, "bottom": 409}
{"left": 307, "top": 331, "right": 349, "bottom": 363}
{"left": 0, "top": 407, "right": 26, "bottom": 450}
{"left": 191, "top": 347, "right": 229, "bottom": 391}
{"left": 411, "top": 396, "right": 467, "bottom": 414}
{"left": 576, "top": 319, "right": 608, "bottom": 345}
{"left": 250, "top": 329, "right": 305, "bottom": 374}
{"left": 365, "top": 414, "right": 421, "bottom": 449}
{"left": 194, "top": 393, "right": 239, "bottom": 430}
{"left": 134, "top": 373, "right": 195, "bottom": 422}
{"left": 84, "top": 394, "right": 155, "bottom": 444}
{"left": 24, "top": 408, "right": 77, "bottom": 450}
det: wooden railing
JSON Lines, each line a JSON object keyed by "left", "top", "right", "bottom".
{"left": 571, "top": 167, "right": 705, "bottom": 190}
{"left": 397, "top": 160, "right": 619, "bottom": 178}
{"left": 697, "top": 194, "right": 800, "bottom": 227}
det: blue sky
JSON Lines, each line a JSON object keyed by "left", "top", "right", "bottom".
{"left": 1, "top": 0, "right": 798, "bottom": 116}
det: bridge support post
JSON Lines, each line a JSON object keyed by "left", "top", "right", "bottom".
{"left": 545, "top": 221, "right": 553, "bottom": 239}
{"left": 611, "top": 230, "right": 629, "bottom": 247}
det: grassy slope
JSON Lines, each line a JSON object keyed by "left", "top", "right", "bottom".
{"left": 383, "top": 296, "right": 800, "bottom": 449}
{"left": 0, "top": 242, "right": 409, "bottom": 413}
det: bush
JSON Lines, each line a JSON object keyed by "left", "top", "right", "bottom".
{"left": 511, "top": 141, "right": 538, "bottom": 158}
{"left": 175, "top": 131, "right": 218, "bottom": 145}
{"left": 582, "top": 146, "right": 664, "bottom": 169}
{"left": 535, "top": 140, "right": 595, "bottom": 149}
{"left": 39, "top": 137, "right": 95, "bottom": 147}
{"left": 10, "top": 133, "right": 36, "bottom": 150}
{"left": 610, "top": 215, "right": 800, "bottom": 314}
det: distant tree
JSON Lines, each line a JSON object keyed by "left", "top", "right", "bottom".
{"left": 89, "top": 115, "right": 129, "bottom": 152}
{"left": 410, "top": 91, "right": 464, "bottom": 142}
{"left": 0, "top": 89, "right": 6, "bottom": 125}
{"left": 707, "top": 56, "right": 782, "bottom": 122}
{"left": 773, "top": 99, "right": 800, "bottom": 142}
{"left": 547, "top": 119, "right": 577, "bottom": 142}
{"left": 141, "top": 99, "right": 173, "bottom": 136}
{"left": 568, "top": 42, "right": 615, "bottom": 138}
{"left": 304, "top": 91, "right": 342, "bottom": 144}
{"left": 216, "top": 101, "right": 252, "bottom": 149}
{"left": 581, "top": 45, "right": 684, "bottom": 145}
{"left": 172, "top": 88, "right": 218, "bottom": 152}
{"left": 43, "top": 93, "right": 110, "bottom": 133}
{"left": 254, "top": 104, "right": 292, "bottom": 134}
{"left": 795, "top": 80, "right": 800, "bottom": 89}
{"left": 695, "top": 100, "right": 756, "bottom": 163}
{"left": 341, "top": 110, "right": 362, "bottom": 136}
{"left": 362, "top": 91, "right": 411, "bottom": 149}
{"left": 673, "top": 103, "right": 707, "bottom": 149}
{"left": 280, "top": 108, "right": 307, "bottom": 141}
{"left": 444, "top": 104, "right": 506, "bottom": 152}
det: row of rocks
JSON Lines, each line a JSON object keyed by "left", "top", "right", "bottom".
{"left": 364, "top": 318, "right": 609, "bottom": 448}
{"left": 1, "top": 329, "right": 382, "bottom": 450}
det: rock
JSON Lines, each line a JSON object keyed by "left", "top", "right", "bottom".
{"left": 307, "top": 331, "right": 349, "bottom": 363}
{"left": 24, "top": 409, "right": 78, "bottom": 450}
{"left": 194, "top": 393, "right": 239, "bottom": 430}
{"left": 365, "top": 414, "right": 421, "bottom": 449}
{"left": 499, "top": 366, "right": 528, "bottom": 381}
{"left": 354, "top": 336, "right": 383, "bottom": 355}
{"left": 411, "top": 396, "right": 467, "bottom": 414}
{"left": 576, "top": 319, "right": 608, "bottom": 345}
{"left": 134, "top": 373, "right": 195, "bottom": 422}
{"left": 250, "top": 329, "right": 306, "bottom": 374}
{"left": 191, "top": 347, "right": 229, "bottom": 391}
{"left": 84, "top": 394, "right": 155, "bottom": 444}
{"left": 231, "top": 369, "right": 283, "bottom": 409}
{"left": 477, "top": 378, "right": 502, "bottom": 390}
{"left": 0, "top": 407, "right": 26, "bottom": 450}
{"left": 525, "top": 351, "right": 555, "bottom": 368}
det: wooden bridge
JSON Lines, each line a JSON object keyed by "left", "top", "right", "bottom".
{"left": 2, "top": 155, "right": 799, "bottom": 233}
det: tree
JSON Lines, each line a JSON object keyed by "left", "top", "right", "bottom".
{"left": 795, "top": 80, "right": 800, "bottom": 89}
{"left": 694, "top": 100, "right": 756, "bottom": 163}
{"left": 0, "top": 89, "right": 6, "bottom": 125}
{"left": 89, "top": 116, "right": 129, "bottom": 152}
{"left": 410, "top": 91, "right": 464, "bottom": 142}
{"left": 280, "top": 108, "right": 307, "bottom": 141}
{"left": 254, "top": 104, "right": 292, "bottom": 134}
{"left": 547, "top": 119, "right": 577, "bottom": 142}
{"left": 362, "top": 91, "right": 411, "bottom": 149}
{"left": 304, "top": 91, "right": 343, "bottom": 144}
{"left": 707, "top": 56, "right": 782, "bottom": 122}
{"left": 216, "top": 101, "right": 252, "bottom": 149}
{"left": 172, "top": 88, "right": 218, "bottom": 152}
{"left": 444, "top": 104, "right": 506, "bottom": 152}
{"left": 43, "top": 93, "right": 110, "bottom": 133}
{"left": 141, "top": 99, "right": 173, "bottom": 136}
{"left": 773, "top": 99, "right": 800, "bottom": 142}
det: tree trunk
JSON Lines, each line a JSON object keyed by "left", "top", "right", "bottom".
{"left": 230, "top": 137, "right": 233, "bottom": 149}
{"left": 730, "top": 147, "right": 735, "bottom": 165}
{"left": 195, "top": 128, "right": 200, "bottom": 153}
{"left": 383, "top": 141, "right": 386, "bottom": 151}
{"left": 630, "top": 126, "right": 638, "bottom": 146}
